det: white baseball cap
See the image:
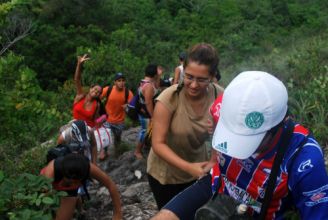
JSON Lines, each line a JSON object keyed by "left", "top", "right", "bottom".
{"left": 212, "top": 71, "right": 288, "bottom": 159}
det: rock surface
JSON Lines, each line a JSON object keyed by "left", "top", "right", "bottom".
{"left": 81, "top": 127, "right": 157, "bottom": 220}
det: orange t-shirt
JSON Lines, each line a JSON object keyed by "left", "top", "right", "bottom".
{"left": 101, "top": 86, "right": 133, "bottom": 124}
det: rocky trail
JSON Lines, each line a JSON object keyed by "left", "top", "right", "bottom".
{"left": 81, "top": 127, "right": 157, "bottom": 220}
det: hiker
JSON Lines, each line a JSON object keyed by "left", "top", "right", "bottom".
{"left": 134, "top": 64, "right": 161, "bottom": 159}
{"left": 72, "top": 54, "right": 102, "bottom": 128}
{"left": 100, "top": 72, "right": 133, "bottom": 159}
{"left": 147, "top": 43, "right": 224, "bottom": 210}
{"left": 40, "top": 153, "right": 122, "bottom": 220}
{"left": 172, "top": 52, "right": 186, "bottom": 84}
{"left": 151, "top": 71, "right": 328, "bottom": 220}
{"left": 57, "top": 120, "right": 97, "bottom": 164}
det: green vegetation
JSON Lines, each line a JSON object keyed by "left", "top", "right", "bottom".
{"left": 0, "top": 0, "right": 327, "bottom": 218}
{"left": 0, "top": 170, "right": 66, "bottom": 220}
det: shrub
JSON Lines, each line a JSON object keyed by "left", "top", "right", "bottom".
{"left": 0, "top": 170, "right": 66, "bottom": 220}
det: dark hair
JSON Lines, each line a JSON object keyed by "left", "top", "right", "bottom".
{"left": 145, "top": 64, "right": 158, "bottom": 77}
{"left": 90, "top": 84, "right": 103, "bottom": 94}
{"left": 184, "top": 43, "right": 219, "bottom": 76}
{"left": 60, "top": 154, "right": 90, "bottom": 181}
{"left": 215, "top": 69, "right": 221, "bottom": 81}
{"left": 179, "top": 52, "right": 186, "bottom": 61}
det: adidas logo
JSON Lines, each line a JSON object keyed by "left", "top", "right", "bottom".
{"left": 216, "top": 141, "right": 227, "bottom": 153}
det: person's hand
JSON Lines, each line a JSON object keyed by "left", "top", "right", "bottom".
{"left": 77, "top": 54, "right": 90, "bottom": 65}
{"left": 202, "top": 158, "right": 217, "bottom": 173}
{"left": 121, "top": 104, "right": 127, "bottom": 109}
{"left": 95, "top": 114, "right": 107, "bottom": 128}
{"left": 187, "top": 162, "right": 208, "bottom": 179}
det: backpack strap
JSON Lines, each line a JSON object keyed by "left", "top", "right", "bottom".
{"left": 176, "top": 82, "right": 218, "bottom": 98}
{"left": 82, "top": 161, "right": 91, "bottom": 200}
{"left": 212, "top": 83, "right": 218, "bottom": 98}
{"left": 258, "top": 119, "right": 294, "bottom": 219}
{"left": 124, "top": 88, "right": 129, "bottom": 104}
{"left": 104, "top": 86, "right": 112, "bottom": 107}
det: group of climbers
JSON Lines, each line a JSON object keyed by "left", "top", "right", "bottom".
{"left": 40, "top": 43, "right": 328, "bottom": 220}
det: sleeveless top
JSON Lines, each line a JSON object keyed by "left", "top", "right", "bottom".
{"left": 72, "top": 97, "right": 97, "bottom": 127}
{"left": 147, "top": 84, "right": 223, "bottom": 184}
{"left": 138, "top": 80, "right": 160, "bottom": 118}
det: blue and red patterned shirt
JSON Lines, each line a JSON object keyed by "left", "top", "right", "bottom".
{"left": 210, "top": 97, "right": 328, "bottom": 219}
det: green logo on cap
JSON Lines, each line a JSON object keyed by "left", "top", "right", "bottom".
{"left": 245, "top": 112, "right": 264, "bottom": 129}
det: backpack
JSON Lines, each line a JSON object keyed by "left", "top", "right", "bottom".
{"left": 125, "top": 93, "right": 142, "bottom": 121}
{"left": 104, "top": 85, "right": 129, "bottom": 106}
{"left": 125, "top": 80, "right": 155, "bottom": 121}
{"left": 47, "top": 120, "right": 91, "bottom": 163}
{"left": 98, "top": 86, "right": 129, "bottom": 117}
{"left": 96, "top": 98, "right": 107, "bottom": 117}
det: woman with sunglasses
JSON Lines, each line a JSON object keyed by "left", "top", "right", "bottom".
{"left": 147, "top": 43, "right": 224, "bottom": 210}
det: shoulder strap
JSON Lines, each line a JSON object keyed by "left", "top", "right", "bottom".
{"left": 104, "top": 86, "right": 112, "bottom": 106}
{"left": 212, "top": 83, "right": 218, "bottom": 98}
{"left": 176, "top": 81, "right": 184, "bottom": 94}
{"left": 258, "top": 119, "right": 294, "bottom": 219}
{"left": 124, "top": 88, "right": 129, "bottom": 103}
{"left": 106, "top": 86, "right": 112, "bottom": 98}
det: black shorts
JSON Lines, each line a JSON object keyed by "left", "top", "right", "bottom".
{"left": 163, "top": 174, "right": 213, "bottom": 220}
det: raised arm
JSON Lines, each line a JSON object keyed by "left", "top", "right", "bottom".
{"left": 90, "top": 164, "right": 122, "bottom": 220}
{"left": 74, "top": 54, "right": 90, "bottom": 102}
{"left": 152, "top": 101, "right": 207, "bottom": 179}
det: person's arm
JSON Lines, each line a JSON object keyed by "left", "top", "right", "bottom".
{"left": 74, "top": 54, "right": 90, "bottom": 103}
{"left": 143, "top": 84, "right": 155, "bottom": 118}
{"left": 57, "top": 134, "right": 65, "bottom": 145}
{"left": 90, "top": 164, "right": 122, "bottom": 220}
{"left": 289, "top": 143, "right": 328, "bottom": 219}
{"left": 152, "top": 101, "right": 207, "bottom": 179}
{"left": 173, "top": 66, "right": 180, "bottom": 85}
{"left": 40, "top": 160, "right": 55, "bottom": 178}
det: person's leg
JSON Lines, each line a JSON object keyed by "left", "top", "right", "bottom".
{"left": 151, "top": 174, "right": 212, "bottom": 220}
{"left": 55, "top": 196, "right": 78, "bottom": 220}
{"left": 109, "top": 123, "right": 124, "bottom": 152}
{"left": 134, "top": 115, "right": 148, "bottom": 159}
{"left": 113, "top": 123, "right": 124, "bottom": 146}
{"left": 147, "top": 174, "right": 196, "bottom": 210}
